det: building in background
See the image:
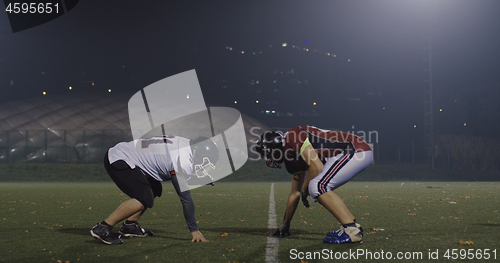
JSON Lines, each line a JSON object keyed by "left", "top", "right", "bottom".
{"left": 0, "top": 94, "right": 267, "bottom": 163}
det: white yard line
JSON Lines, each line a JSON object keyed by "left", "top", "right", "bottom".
{"left": 265, "top": 183, "right": 279, "bottom": 263}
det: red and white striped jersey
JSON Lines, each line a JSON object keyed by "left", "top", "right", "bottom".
{"left": 283, "top": 126, "right": 371, "bottom": 174}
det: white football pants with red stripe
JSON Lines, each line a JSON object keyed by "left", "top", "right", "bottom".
{"left": 309, "top": 150, "right": 373, "bottom": 202}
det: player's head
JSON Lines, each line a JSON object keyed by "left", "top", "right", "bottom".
{"left": 255, "top": 131, "right": 284, "bottom": 168}
{"left": 190, "top": 137, "right": 219, "bottom": 179}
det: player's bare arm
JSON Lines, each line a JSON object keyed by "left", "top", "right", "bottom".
{"left": 273, "top": 172, "right": 305, "bottom": 237}
{"left": 283, "top": 172, "right": 305, "bottom": 223}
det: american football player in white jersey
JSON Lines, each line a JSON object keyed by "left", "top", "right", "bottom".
{"left": 90, "top": 136, "right": 219, "bottom": 245}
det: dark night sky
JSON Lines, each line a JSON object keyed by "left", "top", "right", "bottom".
{"left": 1, "top": 0, "right": 500, "bottom": 137}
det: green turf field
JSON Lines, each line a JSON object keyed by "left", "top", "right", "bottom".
{"left": 1, "top": 182, "right": 499, "bottom": 262}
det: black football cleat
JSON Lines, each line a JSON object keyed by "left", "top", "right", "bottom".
{"left": 119, "top": 222, "right": 153, "bottom": 237}
{"left": 90, "top": 223, "right": 123, "bottom": 245}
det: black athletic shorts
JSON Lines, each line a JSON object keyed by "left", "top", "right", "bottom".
{"left": 104, "top": 151, "right": 162, "bottom": 208}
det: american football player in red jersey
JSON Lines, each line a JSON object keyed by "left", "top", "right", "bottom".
{"left": 256, "top": 126, "right": 373, "bottom": 244}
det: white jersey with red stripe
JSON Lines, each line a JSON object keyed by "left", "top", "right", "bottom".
{"left": 107, "top": 135, "right": 193, "bottom": 181}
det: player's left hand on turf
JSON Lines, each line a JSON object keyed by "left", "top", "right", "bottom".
{"left": 300, "top": 190, "right": 310, "bottom": 208}
{"left": 273, "top": 221, "right": 290, "bottom": 237}
{"left": 190, "top": 231, "right": 209, "bottom": 242}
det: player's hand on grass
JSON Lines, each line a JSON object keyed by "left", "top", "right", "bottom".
{"left": 190, "top": 231, "right": 209, "bottom": 242}
{"left": 300, "top": 190, "right": 310, "bottom": 208}
{"left": 272, "top": 221, "right": 290, "bottom": 238}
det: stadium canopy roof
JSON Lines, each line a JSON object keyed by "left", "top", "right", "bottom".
{"left": 0, "top": 94, "right": 267, "bottom": 162}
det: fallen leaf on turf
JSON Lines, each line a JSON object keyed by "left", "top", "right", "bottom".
{"left": 219, "top": 232, "right": 228, "bottom": 237}
{"left": 300, "top": 260, "right": 309, "bottom": 263}
{"left": 457, "top": 240, "right": 474, "bottom": 245}
{"left": 226, "top": 248, "right": 236, "bottom": 252}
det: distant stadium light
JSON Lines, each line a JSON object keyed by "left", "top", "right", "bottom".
{"left": 69, "top": 86, "right": 72, "bottom": 90}
{"left": 187, "top": 94, "right": 190, "bottom": 99}
{"left": 42, "top": 91, "right": 46, "bottom": 95}
{"left": 256, "top": 100, "right": 259, "bottom": 104}
{"left": 282, "top": 43, "right": 287, "bottom": 47}
{"left": 108, "top": 89, "right": 112, "bottom": 93}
